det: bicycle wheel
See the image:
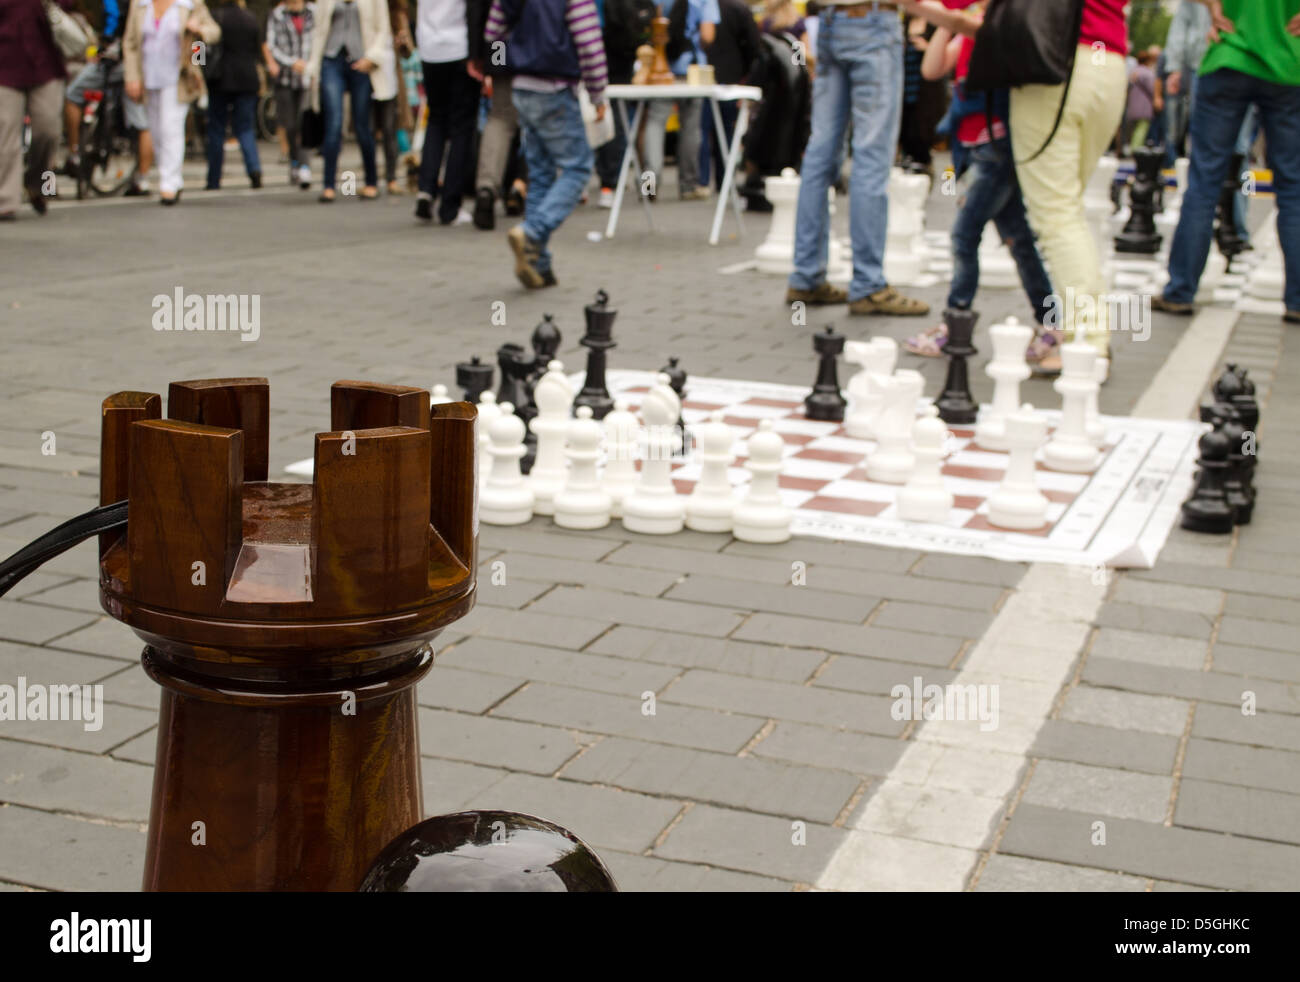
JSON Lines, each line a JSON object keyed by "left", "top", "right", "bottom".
{"left": 256, "top": 93, "right": 279, "bottom": 142}
{"left": 86, "top": 108, "right": 137, "bottom": 196}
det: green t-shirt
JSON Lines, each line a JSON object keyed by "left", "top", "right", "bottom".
{"left": 1199, "top": 0, "right": 1300, "bottom": 86}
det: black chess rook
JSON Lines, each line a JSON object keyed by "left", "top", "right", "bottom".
{"left": 456, "top": 355, "right": 494, "bottom": 403}
{"left": 804, "top": 326, "right": 847, "bottom": 422}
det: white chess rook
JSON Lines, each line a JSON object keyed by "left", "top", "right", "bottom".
{"left": 882, "top": 168, "right": 930, "bottom": 286}
{"left": 975, "top": 316, "right": 1034, "bottom": 451}
{"left": 896, "top": 405, "right": 952, "bottom": 524}
{"left": 622, "top": 374, "right": 686, "bottom": 535}
{"left": 987, "top": 403, "right": 1049, "bottom": 530}
{"left": 685, "top": 410, "right": 737, "bottom": 532}
{"left": 733, "top": 419, "right": 792, "bottom": 543}
{"left": 527, "top": 359, "right": 574, "bottom": 515}
{"left": 554, "top": 406, "right": 612, "bottom": 529}
{"left": 866, "top": 369, "right": 924, "bottom": 484}
{"left": 601, "top": 398, "right": 640, "bottom": 519}
{"left": 844, "top": 337, "right": 898, "bottom": 439}
{"left": 480, "top": 403, "right": 535, "bottom": 525}
{"left": 1042, "top": 342, "right": 1102, "bottom": 472}
{"left": 1085, "top": 357, "right": 1108, "bottom": 447}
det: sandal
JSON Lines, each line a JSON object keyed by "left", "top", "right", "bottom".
{"left": 905, "top": 322, "right": 948, "bottom": 357}
{"left": 1025, "top": 327, "right": 1063, "bottom": 376}
{"left": 848, "top": 285, "right": 930, "bottom": 317}
{"left": 360, "top": 186, "right": 379, "bottom": 200}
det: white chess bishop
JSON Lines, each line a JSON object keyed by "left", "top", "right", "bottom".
{"left": 1042, "top": 342, "right": 1101, "bottom": 472}
{"left": 622, "top": 374, "right": 686, "bottom": 535}
{"left": 866, "top": 369, "right": 924, "bottom": 484}
{"left": 987, "top": 403, "right": 1049, "bottom": 530}
{"left": 733, "top": 419, "right": 791, "bottom": 543}
{"left": 554, "top": 406, "right": 612, "bottom": 529}
{"left": 844, "top": 336, "right": 898, "bottom": 439}
{"left": 480, "top": 403, "right": 534, "bottom": 525}
{"left": 975, "top": 316, "right": 1034, "bottom": 451}
{"left": 685, "top": 410, "right": 736, "bottom": 532}
{"left": 601, "top": 398, "right": 640, "bottom": 518}
{"left": 896, "top": 405, "right": 952, "bottom": 524}
{"left": 527, "top": 360, "right": 574, "bottom": 515}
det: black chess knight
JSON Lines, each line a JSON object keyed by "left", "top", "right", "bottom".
{"left": 1115, "top": 146, "right": 1164, "bottom": 255}
{"left": 935, "top": 308, "right": 978, "bottom": 424}
{"left": 574, "top": 290, "right": 617, "bottom": 420}
{"left": 804, "top": 326, "right": 847, "bottom": 422}
{"left": 456, "top": 356, "right": 493, "bottom": 403}
{"left": 660, "top": 356, "right": 689, "bottom": 453}
{"left": 496, "top": 342, "right": 539, "bottom": 472}
{"left": 529, "top": 314, "right": 562, "bottom": 383}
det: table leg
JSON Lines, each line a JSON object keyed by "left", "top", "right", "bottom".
{"left": 708, "top": 99, "right": 748, "bottom": 246}
{"left": 605, "top": 100, "right": 652, "bottom": 239}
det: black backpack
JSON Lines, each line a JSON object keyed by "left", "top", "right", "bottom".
{"left": 666, "top": 0, "right": 691, "bottom": 65}
{"left": 605, "top": 0, "right": 654, "bottom": 63}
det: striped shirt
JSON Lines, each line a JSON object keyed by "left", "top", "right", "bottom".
{"left": 484, "top": 0, "right": 607, "bottom": 104}
{"left": 266, "top": 2, "right": 316, "bottom": 89}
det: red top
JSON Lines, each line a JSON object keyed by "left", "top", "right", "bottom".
{"left": 941, "top": 0, "right": 1127, "bottom": 57}
{"left": 954, "top": 31, "right": 1006, "bottom": 145}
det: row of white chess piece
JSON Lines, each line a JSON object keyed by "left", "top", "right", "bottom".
{"left": 474, "top": 364, "right": 793, "bottom": 542}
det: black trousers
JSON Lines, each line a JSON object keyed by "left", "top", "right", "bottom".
{"left": 417, "top": 59, "right": 479, "bottom": 222}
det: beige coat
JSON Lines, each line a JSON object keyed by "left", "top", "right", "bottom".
{"left": 123, "top": 0, "right": 222, "bottom": 104}
{"left": 307, "top": 0, "right": 395, "bottom": 110}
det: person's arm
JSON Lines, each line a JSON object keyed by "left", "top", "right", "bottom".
{"left": 1192, "top": 0, "right": 1234, "bottom": 42}
{"left": 568, "top": 0, "right": 608, "bottom": 107}
{"left": 359, "top": 0, "right": 392, "bottom": 70}
{"left": 920, "top": 26, "right": 957, "bottom": 81}
{"left": 123, "top": 1, "right": 142, "bottom": 99}
{"left": 698, "top": 0, "right": 719, "bottom": 47}
{"left": 483, "top": 0, "right": 509, "bottom": 44}
{"left": 898, "top": 0, "right": 979, "bottom": 40}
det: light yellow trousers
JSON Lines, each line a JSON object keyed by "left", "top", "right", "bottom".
{"left": 1011, "top": 48, "right": 1127, "bottom": 353}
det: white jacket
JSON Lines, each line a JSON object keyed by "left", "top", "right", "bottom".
{"left": 308, "top": 0, "right": 396, "bottom": 108}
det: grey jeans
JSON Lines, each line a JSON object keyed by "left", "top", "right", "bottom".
{"left": 0, "top": 79, "right": 64, "bottom": 214}
{"left": 643, "top": 91, "right": 703, "bottom": 196}
{"left": 475, "top": 75, "right": 516, "bottom": 194}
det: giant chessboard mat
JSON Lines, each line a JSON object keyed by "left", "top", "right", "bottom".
{"left": 592, "top": 370, "right": 1204, "bottom": 569}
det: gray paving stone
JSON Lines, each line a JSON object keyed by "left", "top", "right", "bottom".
{"left": 1225, "top": 549, "right": 1299, "bottom": 576}
{"left": 0, "top": 804, "right": 144, "bottom": 891}
{"left": 1221, "top": 591, "right": 1300, "bottom": 625}
{"left": 0, "top": 739, "right": 153, "bottom": 822}
{"left": 420, "top": 757, "right": 511, "bottom": 816}
{"left": 1131, "top": 562, "right": 1300, "bottom": 600}
{"left": 1090, "top": 628, "right": 1208, "bottom": 670}
{"left": 722, "top": 538, "right": 922, "bottom": 574}
{"left": 1083, "top": 657, "right": 1300, "bottom": 715}
{"left": 1215, "top": 615, "right": 1297, "bottom": 653}
{"left": 1211, "top": 642, "right": 1300, "bottom": 683}
{"left": 417, "top": 665, "right": 524, "bottom": 714}
{"left": 602, "top": 850, "right": 792, "bottom": 892}
{"left": 0, "top": 639, "right": 132, "bottom": 689}
{"left": 1, "top": 571, "right": 77, "bottom": 602}
{"left": 1032, "top": 720, "right": 1178, "bottom": 775}
{"left": 909, "top": 554, "right": 1028, "bottom": 588}
{"left": 108, "top": 727, "right": 157, "bottom": 765}
{"left": 586, "top": 625, "right": 826, "bottom": 682}
{"left": 439, "top": 637, "right": 678, "bottom": 697}
{"left": 1181, "top": 738, "right": 1300, "bottom": 795}
{"left": 974, "top": 854, "right": 1148, "bottom": 892}
{"left": 1191, "top": 702, "right": 1300, "bottom": 753}
{"left": 0, "top": 600, "right": 99, "bottom": 646}
{"left": 474, "top": 577, "right": 553, "bottom": 610}
{"left": 751, "top": 721, "right": 905, "bottom": 777}
{"left": 1059, "top": 684, "right": 1190, "bottom": 736}
{"left": 664, "top": 668, "right": 904, "bottom": 737}
{"left": 1023, "top": 760, "right": 1172, "bottom": 822}
{"left": 870, "top": 601, "right": 994, "bottom": 639}
{"left": 1153, "top": 536, "right": 1234, "bottom": 568}
{"left": 43, "top": 618, "right": 140, "bottom": 661}
{"left": 812, "top": 654, "right": 956, "bottom": 696}
{"left": 602, "top": 541, "right": 796, "bottom": 583}
{"left": 529, "top": 586, "right": 747, "bottom": 638}
{"left": 481, "top": 550, "right": 681, "bottom": 596}
{"left": 0, "top": 693, "right": 156, "bottom": 755}
{"left": 452, "top": 605, "right": 614, "bottom": 651}
{"left": 654, "top": 803, "right": 848, "bottom": 883}
{"left": 1109, "top": 579, "right": 1224, "bottom": 616}
{"left": 563, "top": 737, "right": 860, "bottom": 823}
{"left": 1001, "top": 803, "right": 1300, "bottom": 891}
{"left": 477, "top": 524, "right": 619, "bottom": 562}
{"left": 417, "top": 706, "right": 586, "bottom": 775}
{"left": 735, "top": 612, "right": 962, "bottom": 666}
{"left": 10, "top": 577, "right": 102, "bottom": 615}
{"left": 1095, "top": 602, "right": 1214, "bottom": 640}
{"left": 492, "top": 681, "right": 762, "bottom": 753}
{"left": 1175, "top": 778, "right": 1300, "bottom": 846}
{"left": 664, "top": 575, "right": 880, "bottom": 623}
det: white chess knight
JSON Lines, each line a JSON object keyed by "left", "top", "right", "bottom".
{"left": 733, "top": 419, "right": 791, "bottom": 543}
{"left": 480, "top": 403, "right": 534, "bottom": 525}
{"left": 844, "top": 337, "right": 898, "bottom": 439}
{"left": 987, "top": 403, "right": 1050, "bottom": 530}
{"left": 685, "top": 410, "right": 737, "bottom": 532}
{"left": 554, "top": 406, "right": 612, "bottom": 530}
{"left": 1042, "top": 342, "right": 1102, "bottom": 472}
{"left": 527, "top": 360, "right": 574, "bottom": 515}
{"left": 866, "top": 369, "right": 924, "bottom": 484}
{"left": 601, "top": 399, "right": 640, "bottom": 518}
{"left": 882, "top": 167, "right": 930, "bottom": 286}
{"left": 896, "top": 405, "right": 952, "bottom": 524}
{"left": 975, "top": 316, "right": 1034, "bottom": 451}
{"left": 1085, "top": 356, "right": 1109, "bottom": 447}
{"left": 754, "top": 168, "right": 850, "bottom": 279}
{"left": 622, "top": 374, "right": 685, "bottom": 535}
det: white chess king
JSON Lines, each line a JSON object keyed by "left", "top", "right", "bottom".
{"left": 975, "top": 316, "right": 1034, "bottom": 451}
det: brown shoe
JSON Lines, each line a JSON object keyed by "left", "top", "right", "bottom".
{"left": 1151, "top": 295, "right": 1195, "bottom": 316}
{"left": 1283, "top": 309, "right": 1298, "bottom": 324}
{"left": 849, "top": 285, "right": 930, "bottom": 316}
{"left": 507, "top": 225, "right": 545, "bottom": 289}
{"left": 785, "top": 282, "right": 848, "bottom": 305}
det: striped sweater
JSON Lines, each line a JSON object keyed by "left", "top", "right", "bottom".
{"left": 484, "top": 0, "right": 608, "bottom": 104}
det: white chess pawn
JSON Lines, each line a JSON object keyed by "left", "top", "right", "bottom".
{"left": 685, "top": 410, "right": 736, "bottom": 533}
{"left": 622, "top": 376, "right": 685, "bottom": 535}
{"left": 987, "top": 403, "right": 1049, "bottom": 530}
{"left": 1085, "top": 357, "right": 1108, "bottom": 447}
{"left": 475, "top": 391, "right": 503, "bottom": 490}
{"left": 430, "top": 384, "right": 452, "bottom": 405}
{"left": 602, "top": 398, "right": 640, "bottom": 519}
{"left": 975, "top": 316, "right": 1034, "bottom": 451}
{"left": 1042, "top": 342, "right": 1102, "bottom": 473}
{"left": 733, "top": 419, "right": 791, "bottom": 543}
{"left": 896, "top": 406, "right": 952, "bottom": 523}
{"left": 866, "top": 369, "right": 924, "bottom": 484}
{"left": 480, "top": 403, "right": 534, "bottom": 525}
{"left": 527, "top": 359, "right": 574, "bottom": 516}
{"left": 844, "top": 336, "right": 898, "bottom": 439}
{"left": 554, "top": 406, "right": 612, "bottom": 530}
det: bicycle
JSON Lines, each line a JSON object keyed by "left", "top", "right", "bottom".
{"left": 76, "top": 42, "right": 140, "bottom": 199}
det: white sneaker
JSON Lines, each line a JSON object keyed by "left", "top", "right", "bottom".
{"left": 453, "top": 208, "right": 473, "bottom": 225}
{"left": 297, "top": 165, "right": 311, "bottom": 189}
{"left": 598, "top": 187, "right": 614, "bottom": 208}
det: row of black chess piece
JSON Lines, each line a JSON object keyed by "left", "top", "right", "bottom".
{"left": 1180, "top": 364, "right": 1260, "bottom": 534}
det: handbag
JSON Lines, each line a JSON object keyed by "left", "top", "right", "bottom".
{"left": 44, "top": 1, "right": 91, "bottom": 60}
{"left": 579, "top": 86, "right": 614, "bottom": 150}
{"left": 301, "top": 107, "right": 324, "bottom": 149}
{"left": 963, "top": 0, "right": 1087, "bottom": 163}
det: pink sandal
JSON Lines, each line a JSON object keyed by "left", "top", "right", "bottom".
{"left": 905, "top": 322, "right": 948, "bottom": 357}
{"left": 1025, "top": 328, "right": 1063, "bottom": 376}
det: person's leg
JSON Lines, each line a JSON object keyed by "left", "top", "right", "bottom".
{"left": 375, "top": 98, "right": 397, "bottom": 184}
{"left": 153, "top": 88, "right": 187, "bottom": 194}
{"left": 475, "top": 75, "right": 516, "bottom": 194}
{"left": 789, "top": 12, "right": 850, "bottom": 293}
{"left": 0, "top": 86, "right": 24, "bottom": 213}
{"left": 1232, "top": 103, "right": 1259, "bottom": 241}
{"left": 276, "top": 87, "right": 300, "bottom": 172}
{"left": 347, "top": 65, "right": 377, "bottom": 189}
{"left": 514, "top": 88, "right": 592, "bottom": 274}
{"left": 595, "top": 91, "right": 627, "bottom": 190}
{"left": 1254, "top": 79, "right": 1300, "bottom": 313}
{"left": 320, "top": 57, "right": 345, "bottom": 190}
{"left": 1163, "top": 69, "right": 1253, "bottom": 305}
{"left": 206, "top": 91, "right": 228, "bottom": 187}
{"left": 676, "top": 97, "right": 702, "bottom": 194}
{"left": 439, "top": 62, "right": 479, "bottom": 222}
{"left": 946, "top": 141, "right": 1014, "bottom": 310}
{"left": 63, "top": 63, "right": 94, "bottom": 156}
{"left": 418, "top": 61, "right": 449, "bottom": 199}
{"left": 642, "top": 99, "right": 671, "bottom": 195}
{"left": 991, "top": 171, "right": 1056, "bottom": 324}
{"left": 24, "top": 78, "right": 62, "bottom": 197}
{"left": 233, "top": 93, "right": 261, "bottom": 179}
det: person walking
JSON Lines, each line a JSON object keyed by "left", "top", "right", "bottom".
{"left": 1120, "top": 47, "right": 1157, "bottom": 156}
{"left": 0, "top": 0, "right": 75, "bottom": 218}
{"left": 1153, "top": 0, "right": 1300, "bottom": 324}
{"left": 266, "top": 0, "right": 315, "bottom": 188}
{"left": 124, "top": 0, "right": 223, "bottom": 205}
{"left": 484, "top": 0, "right": 608, "bottom": 288}
{"left": 412, "top": 0, "right": 479, "bottom": 223}
{"left": 643, "top": 0, "right": 716, "bottom": 201}
{"left": 699, "top": 0, "right": 762, "bottom": 191}
{"left": 307, "top": 0, "right": 393, "bottom": 202}
{"left": 784, "top": 2, "right": 930, "bottom": 318}
{"left": 1163, "top": 0, "right": 1211, "bottom": 165}
{"left": 206, "top": 0, "right": 263, "bottom": 189}
{"left": 593, "top": 0, "right": 653, "bottom": 208}
{"left": 468, "top": 0, "right": 519, "bottom": 228}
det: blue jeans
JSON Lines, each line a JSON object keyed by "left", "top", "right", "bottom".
{"left": 320, "top": 54, "right": 377, "bottom": 190}
{"left": 205, "top": 91, "right": 260, "bottom": 188}
{"left": 950, "top": 138, "right": 1054, "bottom": 324}
{"left": 1164, "top": 69, "right": 1299, "bottom": 311}
{"left": 789, "top": 8, "right": 902, "bottom": 301}
{"left": 512, "top": 86, "right": 593, "bottom": 275}
{"left": 1232, "top": 103, "right": 1260, "bottom": 241}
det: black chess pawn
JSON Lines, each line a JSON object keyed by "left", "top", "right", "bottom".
{"left": 496, "top": 342, "right": 539, "bottom": 472}
{"left": 659, "top": 356, "right": 688, "bottom": 453}
{"left": 1218, "top": 416, "right": 1255, "bottom": 525}
{"left": 529, "top": 314, "right": 562, "bottom": 383}
{"left": 1200, "top": 363, "right": 1244, "bottom": 424}
{"left": 1229, "top": 367, "right": 1259, "bottom": 431}
{"left": 1115, "top": 146, "right": 1164, "bottom": 255}
{"left": 1179, "top": 428, "right": 1235, "bottom": 534}
{"left": 456, "top": 355, "right": 494, "bottom": 403}
{"left": 935, "top": 308, "right": 978, "bottom": 424}
{"left": 574, "top": 289, "right": 617, "bottom": 420}
{"left": 804, "top": 326, "right": 848, "bottom": 421}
